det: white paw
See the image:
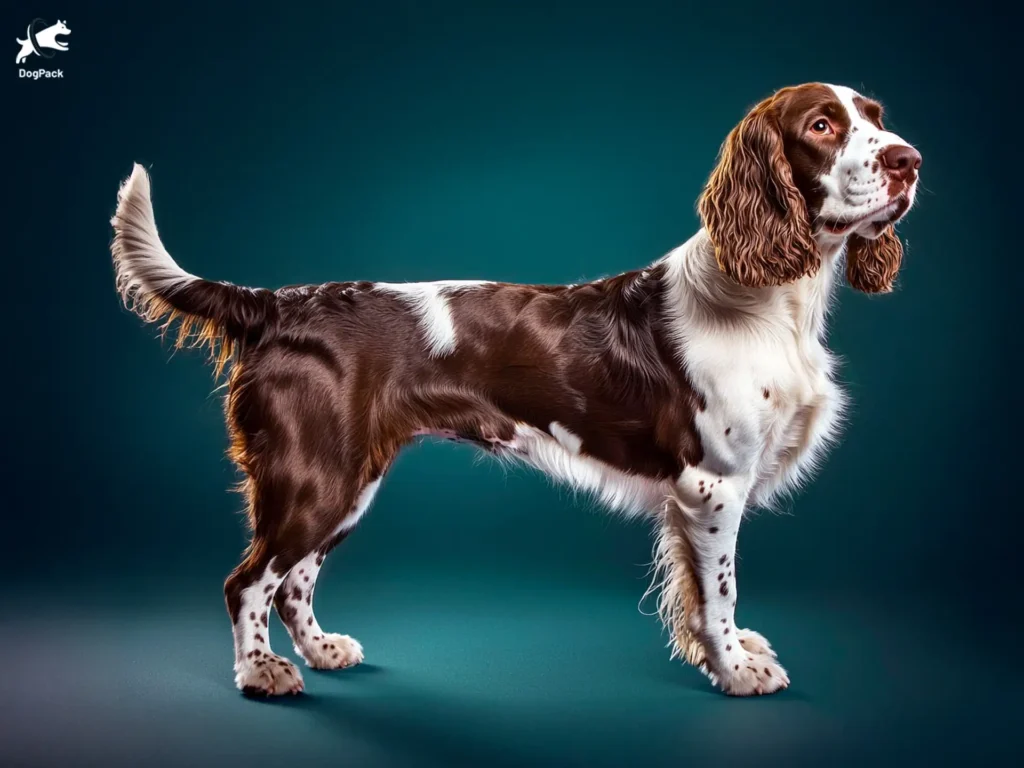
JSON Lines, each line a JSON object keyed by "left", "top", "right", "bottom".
{"left": 737, "top": 628, "right": 776, "bottom": 658}
{"left": 235, "top": 653, "right": 304, "bottom": 696}
{"left": 718, "top": 651, "right": 789, "bottom": 696}
{"left": 297, "top": 633, "right": 364, "bottom": 670}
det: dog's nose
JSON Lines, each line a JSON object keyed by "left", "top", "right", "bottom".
{"left": 879, "top": 145, "right": 922, "bottom": 182}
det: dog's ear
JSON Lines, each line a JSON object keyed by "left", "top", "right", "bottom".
{"left": 846, "top": 226, "right": 903, "bottom": 293}
{"left": 698, "top": 103, "right": 819, "bottom": 288}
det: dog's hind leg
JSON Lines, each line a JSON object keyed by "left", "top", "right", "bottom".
{"left": 224, "top": 539, "right": 305, "bottom": 696}
{"left": 218, "top": 337, "right": 402, "bottom": 693}
{"left": 273, "top": 474, "right": 385, "bottom": 670}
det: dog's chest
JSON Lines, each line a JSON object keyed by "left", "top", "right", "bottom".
{"left": 685, "top": 320, "right": 840, "bottom": 490}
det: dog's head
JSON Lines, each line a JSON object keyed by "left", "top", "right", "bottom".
{"left": 698, "top": 83, "right": 920, "bottom": 293}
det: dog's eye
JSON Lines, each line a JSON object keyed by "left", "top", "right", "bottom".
{"left": 809, "top": 119, "right": 833, "bottom": 136}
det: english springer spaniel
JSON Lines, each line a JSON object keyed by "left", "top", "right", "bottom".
{"left": 110, "top": 83, "right": 920, "bottom": 697}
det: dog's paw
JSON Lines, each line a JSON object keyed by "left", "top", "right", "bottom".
{"left": 718, "top": 651, "right": 789, "bottom": 697}
{"left": 297, "top": 633, "right": 364, "bottom": 670}
{"left": 737, "top": 628, "right": 776, "bottom": 658}
{"left": 235, "top": 653, "right": 304, "bottom": 696}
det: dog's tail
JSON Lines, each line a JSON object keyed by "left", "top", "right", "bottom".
{"left": 111, "top": 164, "right": 277, "bottom": 375}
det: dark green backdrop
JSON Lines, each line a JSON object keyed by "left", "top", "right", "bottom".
{"left": 3, "top": 1, "right": 1018, "bottom": 765}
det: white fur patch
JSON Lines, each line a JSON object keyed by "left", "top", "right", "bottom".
{"left": 376, "top": 281, "right": 486, "bottom": 357}
{"left": 815, "top": 84, "right": 918, "bottom": 237}
{"left": 660, "top": 230, "right": 846, "bottom": 508}
{"left": 334, "top": 478, "right": 382, "bottom": 534}
{"left": 230, "top": 558, "right": 304, "bottom": 695}
{"left": 111, "top": 164, "right": 198, "bottom": 306}
{"left": 503, "top": 423, "right": 671, "bottom": 517}
{"left": 548, "top": 421, "right": 582, "bottom": 455}
{"left": 274, "top": 551, "right": 364, "bottom": 671}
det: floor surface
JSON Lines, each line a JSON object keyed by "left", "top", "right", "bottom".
{"left": 2, "top": 577, "right": 1015, "bottom": 767}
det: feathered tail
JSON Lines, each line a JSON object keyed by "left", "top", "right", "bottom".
{"left": 110, "top": 164, "right": 276, "bottom": 374}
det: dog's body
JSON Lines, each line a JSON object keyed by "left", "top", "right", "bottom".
{"left": 111, "top": 83, "right": 920, "bottom": 697}
{"left": 15, "top": 20, "right": 70, "bottom": 64}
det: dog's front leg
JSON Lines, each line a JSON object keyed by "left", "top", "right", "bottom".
{"left": 660, "top": 469, "right": 789, "bottom": 696}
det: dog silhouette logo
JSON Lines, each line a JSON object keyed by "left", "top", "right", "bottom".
{"left": 15, "top": 19, "right": 70, "bottom": 65}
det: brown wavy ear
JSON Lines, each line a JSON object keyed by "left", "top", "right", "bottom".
{"left": 698, "top": 104, "right": 819, "bottom": 288}
{"left": 846, "top": 226, "right": 903, "bottom": 293}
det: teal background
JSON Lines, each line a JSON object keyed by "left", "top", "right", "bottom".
{"left": 2, "top": 0, "right": 1019, "bottom": 765}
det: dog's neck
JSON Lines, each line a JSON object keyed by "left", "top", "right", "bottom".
{"left": 660, "top": 229, "right": 846, "bottom": 345}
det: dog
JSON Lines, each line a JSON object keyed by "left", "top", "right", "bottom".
{"left": 110, "top": 83, "right": 920, "bottom": 697}
{"left": 15, "top": 19, "right": 70, "bottom": 64}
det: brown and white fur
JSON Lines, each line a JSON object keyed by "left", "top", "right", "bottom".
{"left": 110, "top": 83, "right": 920, "bottom": 697}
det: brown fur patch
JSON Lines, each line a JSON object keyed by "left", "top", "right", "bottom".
{"left": 698, "top": 84, "right": 850, "bottom": 288}
{"left": 846, "top": 226, "right": 904, "bottom": 293}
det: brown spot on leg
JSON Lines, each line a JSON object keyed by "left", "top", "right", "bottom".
{"left": 709, "top": 526, "right": 719, "bottom": 533}
{"left": 714, "top": 503, "right": 723, "bottom": 512}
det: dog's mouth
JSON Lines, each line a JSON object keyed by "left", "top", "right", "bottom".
{"left": 821, "top": 195, "right": 908, "bottom": 235}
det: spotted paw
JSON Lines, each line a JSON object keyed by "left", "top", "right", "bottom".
{"left": 235, "top": 653, "right": 304, "bottom": 696}
{"left": 737, "top": 628, "right": 776, "bottom": 658}
{"left": 718, "top": 651, "right": 789, "bottom": 696}
{"left": 297, "top": 633, "right": 364, "bottom": 670}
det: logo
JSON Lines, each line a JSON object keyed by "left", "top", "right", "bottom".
{"left": 16, "top": 18, "right": 69, "bottom": 79}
